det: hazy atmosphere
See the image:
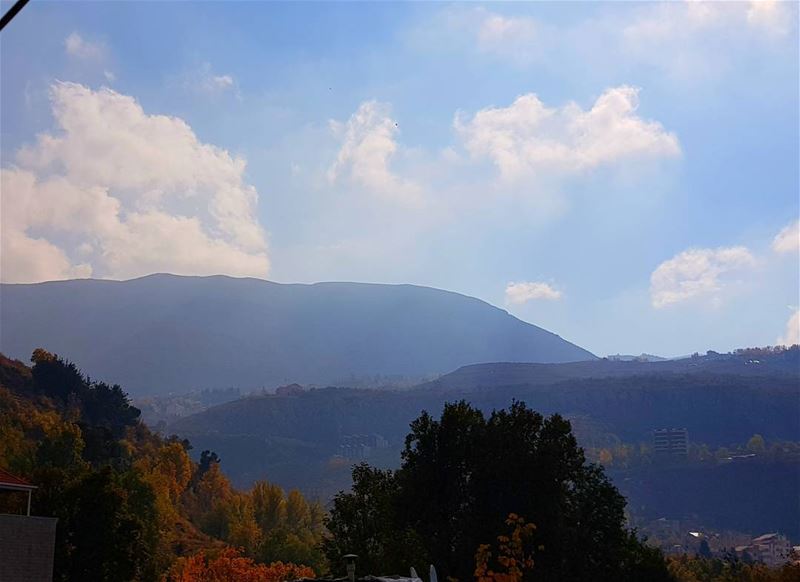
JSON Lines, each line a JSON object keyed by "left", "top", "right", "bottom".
{"left": 2, "top": 3, "right": 800, "bottom": 581}
{"left": 2, "top": 1, "right": 798, "bottom": 357}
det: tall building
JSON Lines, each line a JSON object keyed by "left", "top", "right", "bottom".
{"left": 653, "top": 428, "right": 688, "bottom": 456}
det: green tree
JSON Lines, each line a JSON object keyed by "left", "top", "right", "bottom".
{"left": 323, "top": 464, "right": 426, "bottom": 576}
{"left": 54, "top": 467, "right": 159, "bottom": 582}
{"left": 324, "top": 401, "right": 671, "bottom": 582}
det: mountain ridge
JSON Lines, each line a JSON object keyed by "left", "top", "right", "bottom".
{"left": 0, "top": 274, "right": 595, "bottom": 394}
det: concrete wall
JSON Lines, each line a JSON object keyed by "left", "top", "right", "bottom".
{"left": 0, "top": 513, "right": 57, "bottom": 582}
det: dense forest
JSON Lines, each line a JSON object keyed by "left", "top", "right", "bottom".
{"left": 169, "top": 349, "right": 800, "bottom": 502}
{"left": 0, "top": 351, "right": 324, "bottom": 580}
{"left": 1, "top": 350, "right": 798, "bottom": 581}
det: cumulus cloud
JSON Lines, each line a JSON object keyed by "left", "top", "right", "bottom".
{"left": 455, "top": 86, "right": 680, "bottom": 181}
{"left": 777, "top": 309, "right": 800, "bottom": 346}
{"left": 0, "top": 82, "right": 269, "bottom": 283}
{"left": 64, "top": 32, "right": 106, "bottom": 60}
{"left": 505, "top": 281, "right": 563, "bottom": 304}
{"left": 328, "top": 101, "right": 422, "bottom": 204}
{"left": 650, "top": 246, "right": 756, "bottom": 308}
{"left": 772, "top": 219, "right": 799, "bottom": 254}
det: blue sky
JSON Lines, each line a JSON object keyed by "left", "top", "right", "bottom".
{"left": 1, "top": 1, "right": 798, "bottom": 357}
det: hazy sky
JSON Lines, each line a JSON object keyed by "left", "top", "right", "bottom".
{"left": 1, "top": 1, "right": 798, "bottom": 357}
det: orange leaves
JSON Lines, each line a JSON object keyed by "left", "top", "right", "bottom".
{"left": 167, "top": 548, "right": 315, "bottom": 582}
{"left": 474, "top": 514, "right": 537, "bottom": 582}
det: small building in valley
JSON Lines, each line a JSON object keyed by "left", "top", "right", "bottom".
{"left": 653, "top": 428, "right": 688, "bottom": 457}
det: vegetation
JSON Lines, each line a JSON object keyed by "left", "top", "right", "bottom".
{"left": 585, "top": 436, "right": 800, "bottom": 470}
{"left": 170, "top": 351, "right": 800, "bottom": 499}
{"left": 167, "top": 548, "right": 314, "bottom": 582}
{"left": 474, "top": 514, "right": 537, "bottom": 582}
{"left": 667, "top": 555, "right": 800, "bottom": 582}
{"left": 0, "top": 351, "right": 322, "bottom": 580}
{"left": 2, "top": 350, "right": 797, "bottom": 581}
{"left": 324, "top": 401, "right": 672, "bottom": 582}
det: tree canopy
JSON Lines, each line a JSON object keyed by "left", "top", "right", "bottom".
{"left": 325, "top": 400, "right": 671, "bottom": 582}
{"left": 0, "top": 351, "right": 323, "bottom": 580}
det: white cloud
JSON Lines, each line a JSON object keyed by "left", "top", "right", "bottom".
{"left": 505, "top": 281, "right": 563, "bottom": 304}
{"left": 64, "top": 32, "right": 106, "bottom": 60}
{"left": 476, "top": 11, "right": 541, "bottom": 63}
{"left": 616, "top": 1, "right": 795, "bottom": 80}
{"left": 1, "top": 82, "right": 269, "bottom": 283}
{"left": 772, "top": 219, "right": 799, "bottom": 254}
{"left": 181, "top": 63, "right": 238, "bottom": 97}
{"left": 328, "top": 101, "right": 422, "bottom": 204}
{"left": 747, "top": 0, "right": 792, "bottom": 37}
{"left": 455, "top": 86, "right": 680, "bottom": 181}
{"left": 209, "top": 74, "right": 234, "bottom": 90}
{"left": 625, "top": 1, "right": 792, "bottom": 43}
{"left": 777, "top": 309, "right": 800, "bottom": 346}
{"left": 478, "top": 13, "right": 536, "bottom": 46}
{"left": 411, "top": 2, "right": 795, "bottom": 86}
{"left": 650, "top": 246, "right": 756, "bottom": 308}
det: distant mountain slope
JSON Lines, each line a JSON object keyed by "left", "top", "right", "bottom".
{"left": 169, "top": 354, "right": 800, "bottom": 492}
{"left": 0, "top": 274, "right": 594, "bottom": 394}
{"left": 418, "top": 348, "right": 800, "bottom": 392}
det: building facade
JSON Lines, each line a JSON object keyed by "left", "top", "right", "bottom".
{"left": 653, "top": 428, "right": 689, "bottom": 456}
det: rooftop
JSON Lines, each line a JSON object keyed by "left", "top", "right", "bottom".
{"left": 0, "top": 468, "right": 35, "bottom": 491}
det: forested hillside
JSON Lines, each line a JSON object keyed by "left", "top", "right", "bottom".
{"left": 170, "top": 348, "right": 800, "bottom": 543}
{"left": 0, "top": 274, "right": 595, "bottom": 395}
{"left": 1, "top": 349, "right": 798, "bottom": 582}
{"left": 0, "top": 351, "right": 325, "bottom": 580}
{"left": 172, "top": 348, "right": 800, "bottom": 488}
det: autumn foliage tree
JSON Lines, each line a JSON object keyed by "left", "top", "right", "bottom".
{"left": 167, "top": 548, "right": 315, "bottom": 582}
{"left": 0, "top": 351, "right": 324, "bottom": 579}
{"left": 474, "top": 514, "right": 537, "bottom": 582}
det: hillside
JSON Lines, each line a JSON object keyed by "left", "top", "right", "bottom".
{"left": 170, "top": 348, "right": 800, "bottom": 489}
{"left": 419, "top": 347, "right": 800, "bottom": 392}
{"left": 0, "top": 274, "right": 594, "bottom": 395}
{"left": 0, "top": 351, "right": 327, "bottom": 579}
{"left": 169, "top": 349, "right": 800, "bottom": 540}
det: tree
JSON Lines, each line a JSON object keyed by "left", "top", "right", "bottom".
{"left": 252, "top": 481, "right": 287, "bottom": 532}
{"left": 324, "top": 401, "right": 671, "bottom": 582}
{"left": 747, "top": 434, "right": 766, "bottom": 453}
{"left": 55, "top": 467, "right": 160, "bottom": 581}
{"left": 323, "top": 464, "right": 426, "bottom": 576}
{"left": 474, "top": 514, "right": 537, "bottom": 582}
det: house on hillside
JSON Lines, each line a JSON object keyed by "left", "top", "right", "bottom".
{"left": 0, "top": 468, "right": 58, "bottom": 582}
{"left": 736, "top": 533, "right": 792, "bottom": 567}
{"left": 751, "top": 533, "right": 792, "bottom": 567}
